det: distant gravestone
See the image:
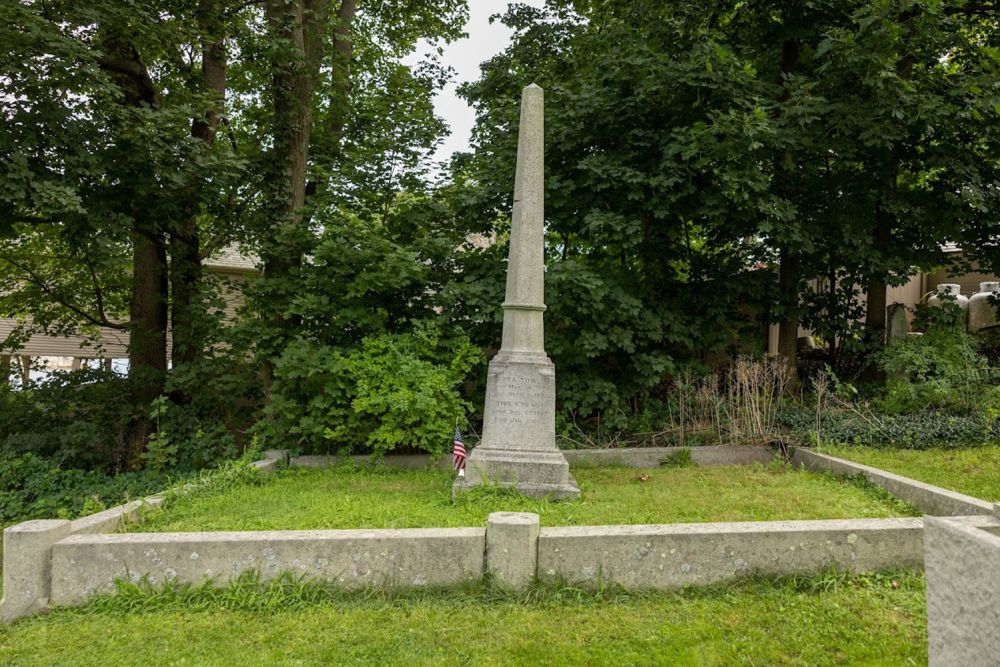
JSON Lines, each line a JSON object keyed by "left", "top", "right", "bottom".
{"left": 453, "top": 84, "right": 579, "bottom": 500}
{"left": 886, "top": 304, "right": 909, "bottom": 344}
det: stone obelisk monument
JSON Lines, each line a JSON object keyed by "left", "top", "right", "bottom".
{"left": 454, "top": 84, "right": 580, "bottom": 500}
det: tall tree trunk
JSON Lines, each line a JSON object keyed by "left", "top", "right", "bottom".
{"left": 861, "top": 156, "right": 895, "bottom": 385}
{"left": 170, "top": 17, "right": 227, "bottom": 371}
{"left": 331, "top": 0, "right": 356, "bottom": 136}
{"left": 864, "top": 9, "right": 917, "bottom": 349}
{"left": 263, "top": 0, "right": 316, "bottom": 281}
{"left": 305, "top": 0, "right": 356, "bottom": 203}
{"left": 864, "top": 210, "right": 892, "bottom": 339}
{"left": 19, "top": 356, "right": 30, "bottom": 386}
{"left": 99, "top": 35, "right": 169, "bottom": 463}
{"left": 777, "top": 245, "right": 800, "bottom": 370}
{"left": 128, "top": 227, "right": 169, "bottom": 462}
{"left": 825, "top": 264, "right": 839, "bottom": 363}
{"left": 260, "top": 0, "right": 331, "bottom": 390}
{"left": 773, "top": 34, "right": 801, "bottom": 390}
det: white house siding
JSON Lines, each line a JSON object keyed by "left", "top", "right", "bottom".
{"left": 1, "top": 246, "right": 258, "bottom": 365}
{"left": 0, "top": 319, "right": 129, "bottom": 358}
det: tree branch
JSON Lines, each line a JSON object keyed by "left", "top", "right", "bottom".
{"left": 84, "top": 259, "right": 114, "bottom": 329}
{"left": 200, "top": 230, "right": 231, "bottom": 259}
{"left": 96, "top": 48, "right": 160, "bottom": 109}
{"left": 10, "top": 214, "right": 61, "bottom": 225}
{"left": 0, "top": 256, "right": 128, "bottom": 330}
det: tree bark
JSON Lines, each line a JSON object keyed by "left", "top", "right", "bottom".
{"left": 776, "top": 245, "right": 800, "bottom": 368}
{"left": 305, "top": 0, "right": 356, "bottom": 202}
{"left": 128, "top": 227, "right": 169, "bottom": 462}
{"left": 263, "top": 0, "right": 319, "bottom": 277}
{"left": 326, "top": 0, "right": 356, "bottom": 150}
{"left": 260, "top": 0, "right": 332, "bottom": 390}
{"left": 19, "top": 356, "right": 31, "bottom": 386}
{"left": 825, "top": 264, "right": 839, "bottom": 363}
{"left": 864, "top": 212, "right": 891, "bottom": 339}
{"left": 773, "top": 34, "right": 801, "bottom": 390}
{"left": 864, "top": 9, "right": 917, "bottom": 347}
{"left": 170, "top": 12, "right": 228, "bottom": 370}
{"left": 99, "top": 34, "right": 169, "bottom": 463}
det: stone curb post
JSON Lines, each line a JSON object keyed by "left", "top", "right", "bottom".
{"left": 486, "top": 512, "right": 539, "bottom": 589}
{"left": 1, "top": 519, "right": 73, "bottom": 623}
{"left": 924, "top": 516, "right": 1000, "bottom": 666}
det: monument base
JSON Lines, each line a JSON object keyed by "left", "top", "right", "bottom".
{"left": 452, "top": 447, "right": 581, "bottom": 500}
{"left": 453, "top": 351, "right": 580, "bottom": 501}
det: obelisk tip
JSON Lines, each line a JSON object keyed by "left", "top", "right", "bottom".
{"left": 524, "top": 83, "right": 543, "bottom": 92}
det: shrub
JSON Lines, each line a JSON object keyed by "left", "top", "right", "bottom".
{"left": 878, "top": 303, "right": 1000, "bottom": 415}
{"left": 154, "top": 350, "right": 260, "bottom": 471}
{"left": 259, "top": 322, "right": 482, "bottom": 456}
{"left": 0, "top": 368, "right": 135, "bottom": 470}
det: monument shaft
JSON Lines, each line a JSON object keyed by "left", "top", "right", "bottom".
{"left": 454, "top": 84, "right": 580, "bottom": 500}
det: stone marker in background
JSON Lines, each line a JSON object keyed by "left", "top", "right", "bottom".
{"left": 886, "top": 303, "right": 909, "bottom": 344}
{"left": 454, "top": 84, "right": 580, "bottom": 500}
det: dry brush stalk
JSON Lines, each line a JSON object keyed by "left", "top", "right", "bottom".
{"left": 724, "top": 356, "right": 789, "bottom": 446}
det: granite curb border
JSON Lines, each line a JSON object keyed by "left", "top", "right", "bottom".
{"left": 924, "top": 513, "right": 1000, "bottom": 665}
{"left": 286, "top": 445, "right": 774, "bottom": 471}
{"left": 3, "top": 512, "right": 997, "bottom": 625}
{"left": 3, "top": 445, "right": 998, "bottom": 638}
{"left": 790, "top": 447, "right": 994, "bottom": 516}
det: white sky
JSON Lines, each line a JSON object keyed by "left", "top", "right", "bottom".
{"left": 407, "top": 0, "right": 545, "bottom": 164}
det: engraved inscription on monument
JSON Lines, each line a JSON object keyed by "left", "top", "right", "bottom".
{"left": 482, "top": 368, "right": 556, "bottom": 449}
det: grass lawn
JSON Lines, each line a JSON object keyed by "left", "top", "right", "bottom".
{"left": 819, "top": 445, "right": 1000, "bottom": 501}
{"left": 133, "top": 462, "right": 918, "bottom": 533}
{"left": 0, "top": 573, "right": 927, "bottom": 666}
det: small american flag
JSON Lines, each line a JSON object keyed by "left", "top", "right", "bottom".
{"left": 452, "top": 426, "right": 467, "bottom": 476}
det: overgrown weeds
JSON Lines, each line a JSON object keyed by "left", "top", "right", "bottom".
{"left": 559, "top": 357, "right": 794, "bottom": 449}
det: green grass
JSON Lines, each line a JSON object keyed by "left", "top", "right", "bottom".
{"left": 819, "top": 445, "right": 1000, "bottom": 501}
{"left": 133, "top": 462, "right": 918, "bottom": 533}
{"left": 0, "top": 572, "right": 927, "bottom": 666}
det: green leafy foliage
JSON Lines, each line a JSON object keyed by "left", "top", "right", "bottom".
{"left": 452, "top": 3, "right": 779, "bottom": 422}
{"left": 0, "top": 369, "right": 136, "bottom": 469}
{"left": 4, "top": 0, "right": 1000, "bottom": 484}
{"left": 454, "top": 0, "right": 1000, "bottom": 413}
{"left": 343, "top": 327, "right": 481, "bottom": 455}
{"left": 0, "top": 453, "right": 170, "bottom": 525}
{"left": 154, "top": 336, "right": 262, "bottom": 471}
{"left": 260, "top": 323, "right": 481, "bottom": 456}
{"left": 878, "top": 304, "right": 1000, "bottom": 415}
{"left": 780, "top": 406, "right": 999, "bottom": 450}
